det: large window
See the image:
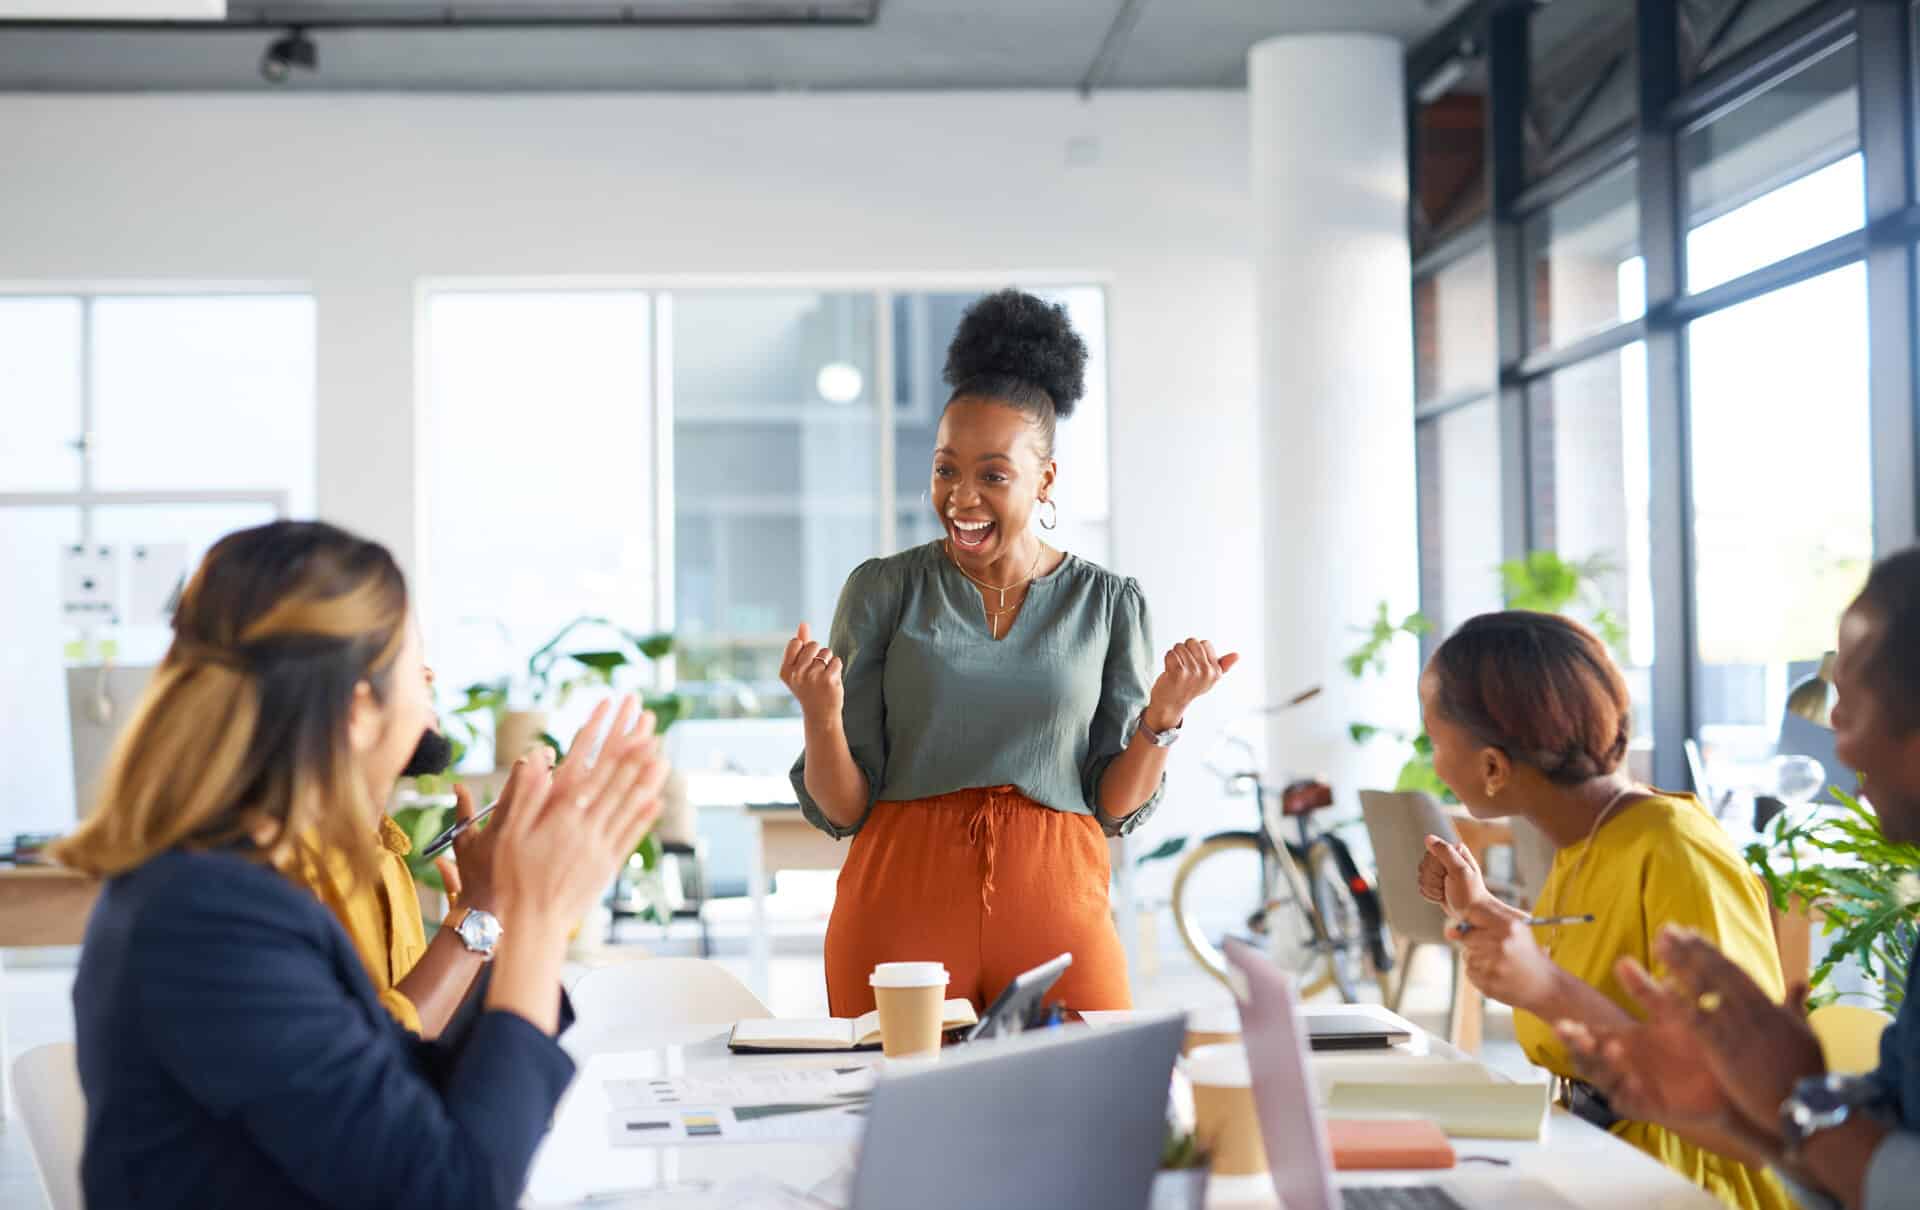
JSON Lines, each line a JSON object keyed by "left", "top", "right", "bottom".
{"left": 1526, "top": 163, "right": 1644, "bottom": 351}
{"left": 1683, "top": 44, "right": 1862, "bottom": 291}
{"left": 672, "top": 291, "right": 881, "bottom": 708}
{"left": 1416, "top": 400, "right": 1505, "bottom": 638}
{"left": 1408, "top": 3, "right": 1915, "bottom": 796}
{"left": 424, "top": 291, "right": 659, "bottom": 711}
{"left": 1688, "top": 262, "right": 1872, "bottom": 759}
{"left": 423, "top": 284, "right": 1112, "bottom": 731}
{"left": 1414, "top": 248, "right": 1497, "bottom": 402}
{"left": 0, "top": 293, "right": 314, "bottom": 835}
{"left": 1528, "top": 347, "right": 1656, "bottom": 740}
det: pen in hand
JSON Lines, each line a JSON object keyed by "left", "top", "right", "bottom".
{"left": 420, "top": 799, "right": 498, "bottom": 860}
{"left": 1452, "top": 912, "right": 1595, "bottom": 938}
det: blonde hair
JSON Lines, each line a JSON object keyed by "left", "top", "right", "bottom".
{"left": 52, "top": 521, "right": 409, "bottom": 888}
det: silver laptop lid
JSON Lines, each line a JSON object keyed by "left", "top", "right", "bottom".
{"left": 851, "top": 1014, "right": 1185, "bottom": 1210}
{"left": 1226, "top": 937, "right": 1341, "bottom": 1210}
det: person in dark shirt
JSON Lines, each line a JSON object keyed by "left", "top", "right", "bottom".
{"left": 53, "top": 520, "right": 670, "bottom": 1210}
{"left": 1556, "top": 546, "right": 1920, "bottom": 1210}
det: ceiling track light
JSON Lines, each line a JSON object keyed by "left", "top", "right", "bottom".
{"left": 260, "top": 26, "right": 316, "bottom": 85}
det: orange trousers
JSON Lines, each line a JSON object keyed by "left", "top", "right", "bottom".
{"left": 824, "top": 786, "right": 1133, "bottom": 1018}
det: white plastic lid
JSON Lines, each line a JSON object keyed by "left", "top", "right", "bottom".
{"left": 869, "top": 962, "right": 949, "bottom": 989}
{"left": 1185, "top": 1041, "right": 1253, "bottom": 1088}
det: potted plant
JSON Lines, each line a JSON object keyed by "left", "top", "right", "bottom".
{"left": 1747, "top": 787, "right": 1920, "bottom": 1012}
{"left": 391, "top": 617, "right": 684, "bottom": 937}
{"left": 1152, "top": 1070, "right": 1210, "bottom": 1210}
{"left": 474, "top": 616, "right": 680, "bottom": 770}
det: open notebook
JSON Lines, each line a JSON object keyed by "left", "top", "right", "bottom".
{"left": 728, "top": 1000, "right": 979, "bottom": 1053}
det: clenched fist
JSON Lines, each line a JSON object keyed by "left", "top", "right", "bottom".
{"left": 780, "top": 622, "right": 844, "bottom": 722}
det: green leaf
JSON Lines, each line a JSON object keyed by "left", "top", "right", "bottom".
{"left": 1135, "top": 837, "right": 1188, "bottom": 865}
{"left": 569, "top": 650, "right": 629, "bottom": 673}
{"left": 644, "top": 694, "right": 687, "bottom": 733}
{"left": 1349, "top": 723, "right": 1380, "bottom": 745}
{"left": 635, "top": 830, "right": 662, "bottom": 869}
{"left": 635, "top": 632, "right": 676, "bottom": 661}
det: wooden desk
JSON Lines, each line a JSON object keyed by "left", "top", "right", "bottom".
{"left": 0, "top": 866, "right": 99, "bottom": 948}
{"left": 0, "top": 866, "right": 100, "bottom": 1113}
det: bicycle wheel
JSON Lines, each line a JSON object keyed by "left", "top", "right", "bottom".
{"left": 1170, "top": 833, "right": 1333, "bottom": 997}
{"left": 1304, "top": 838, "right": 1369, "bottom": 1003}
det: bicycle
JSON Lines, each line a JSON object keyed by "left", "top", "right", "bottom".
{"left": 1164, "top": 687, "right": 1393, "bottom": 1002}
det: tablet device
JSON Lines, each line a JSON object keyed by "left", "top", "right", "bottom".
{"left": 966, "top": 952, "right": 1072, "bottom": 1042}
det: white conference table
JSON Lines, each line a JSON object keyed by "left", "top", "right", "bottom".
{"left": 525, "top": 1003, "right": 1721, "bottom": 1210}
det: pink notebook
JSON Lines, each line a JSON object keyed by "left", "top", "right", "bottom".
{"left": 1325, "top": 1117, "right": 1457, "bottom": 1170}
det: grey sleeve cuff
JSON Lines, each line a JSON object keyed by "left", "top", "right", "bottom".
{"left": 791, "top": 754, "right": 876, "bottom": 841}
{"left": 1862, "top": 1130, "right": 1920, "bottom": 1210}
{"left": 1767, "top": 1129, "right": 1920, "bottom": 1210}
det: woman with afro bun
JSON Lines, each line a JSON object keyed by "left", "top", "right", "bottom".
{"left": 782, "top": 289, "right": 1238, "bottom": 1016}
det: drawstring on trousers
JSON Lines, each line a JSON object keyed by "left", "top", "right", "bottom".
{"left": 966, "top": 790, "right": 1005, "bottom": 916}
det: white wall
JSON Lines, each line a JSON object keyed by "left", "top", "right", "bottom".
{"left": 0, "top": 90, "right": 1270, "bottom": 869}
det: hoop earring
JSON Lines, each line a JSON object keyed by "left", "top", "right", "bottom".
{"left": 1038, "top": 499, "right": 1059, "bottom": 531}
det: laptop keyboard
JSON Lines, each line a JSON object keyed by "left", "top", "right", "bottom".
{"left": 1341, "top": 1187, "right": 1468, "bottom": 1210}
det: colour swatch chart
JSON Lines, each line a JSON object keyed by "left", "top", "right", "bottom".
{"left": 604, "top": 1068, "right": 872, "bottom": 1147}
{"left": 606, "top": 1067, "right": 875, "bottom": 1110}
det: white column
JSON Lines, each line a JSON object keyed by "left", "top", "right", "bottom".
{"left": 1249, "top": 36, "right": 1422, "bottom": 797}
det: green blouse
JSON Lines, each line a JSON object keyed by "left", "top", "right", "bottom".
{"left": 790, "top": 541, "right": 1164, "bottom": 840}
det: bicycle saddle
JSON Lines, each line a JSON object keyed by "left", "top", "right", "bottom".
{"left": 1279, "top": 779, "right": 1334, "bottom": 816}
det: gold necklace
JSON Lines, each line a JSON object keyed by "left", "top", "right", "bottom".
{"left": 945, "top": 540, "right": 1044, "bottom": 639}
{"left": 1541, "top": 783, "right": 1645, "bottom": 957}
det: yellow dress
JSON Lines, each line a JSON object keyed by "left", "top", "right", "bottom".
{"left": 1513, "top": 791, "right": 1795, "bottom": 1210}
{"left": 292, "top": 816, "right": 430, "bottom": 1034}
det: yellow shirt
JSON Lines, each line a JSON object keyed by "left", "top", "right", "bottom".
{"left": 294, "top": 816, "right": 430, "bottom": 1034}
{"left": 1515, "top": 791, "right": 1793, "bottom": 1210}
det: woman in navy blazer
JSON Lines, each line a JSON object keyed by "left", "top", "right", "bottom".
{"left": 55, "top": 521, "right": 670, "bottom": 1210}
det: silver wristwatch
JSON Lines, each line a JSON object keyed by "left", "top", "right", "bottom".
{"left": 1779, "top": 1073, "right": 1877, "bottom": 1157}
{"left": 450, "top": 907, "right": 503, "bottom": 960}
{"left": 1139, "top": 711, "right": 1183, "bottom": 748}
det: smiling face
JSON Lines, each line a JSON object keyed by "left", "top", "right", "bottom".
{"left": 1830, "top": 602, "right": 1920, "bottom": 844}
{"left": 932, "top": 399, "right": 1056, "bottom": 572}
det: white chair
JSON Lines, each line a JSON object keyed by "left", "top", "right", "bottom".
{"left": 1356, "top": 790, "right": 1459, "bottom": 1016}
{"left": 568, "top": 958, "right": 772, "bottom": 1045}
{"left": 13, "top": 1042, "right": 84, "bottom": 1210}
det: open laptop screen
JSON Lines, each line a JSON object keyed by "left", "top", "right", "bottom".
{"left": 1225, "top": 937, "right": 1341, "bottom": 1210}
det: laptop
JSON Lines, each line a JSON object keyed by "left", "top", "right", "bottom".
{"left": 1224, "top": 938, "right": 1581, "bottom": 1210}
{"left": 849, "top": 1014, "right": 1184, "bottom": 1210}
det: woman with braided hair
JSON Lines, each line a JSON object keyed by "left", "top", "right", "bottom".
{"left": 1413, "top": 610, "right": 1792, "bottom": 1210}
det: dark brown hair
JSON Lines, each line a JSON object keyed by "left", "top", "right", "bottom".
{"left": 1429, "top": 611, "right": 1631, "bottom": 785}
{"left": 1851, "top": 546, "right": 1920, "bottom": 733}
{"left": 942, "top": 288, "right": 1087, "bottom": 461}
{"left": 53, "top": 520, "right": 409, "bottom": 886}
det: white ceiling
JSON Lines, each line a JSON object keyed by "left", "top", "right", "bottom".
{"left": 0, "top": 0, "right": 1474, "bottom": 91}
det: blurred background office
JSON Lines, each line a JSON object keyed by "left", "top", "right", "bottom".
{"left": 5, "top": 0, "right": 1918, "bottom": 1200}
